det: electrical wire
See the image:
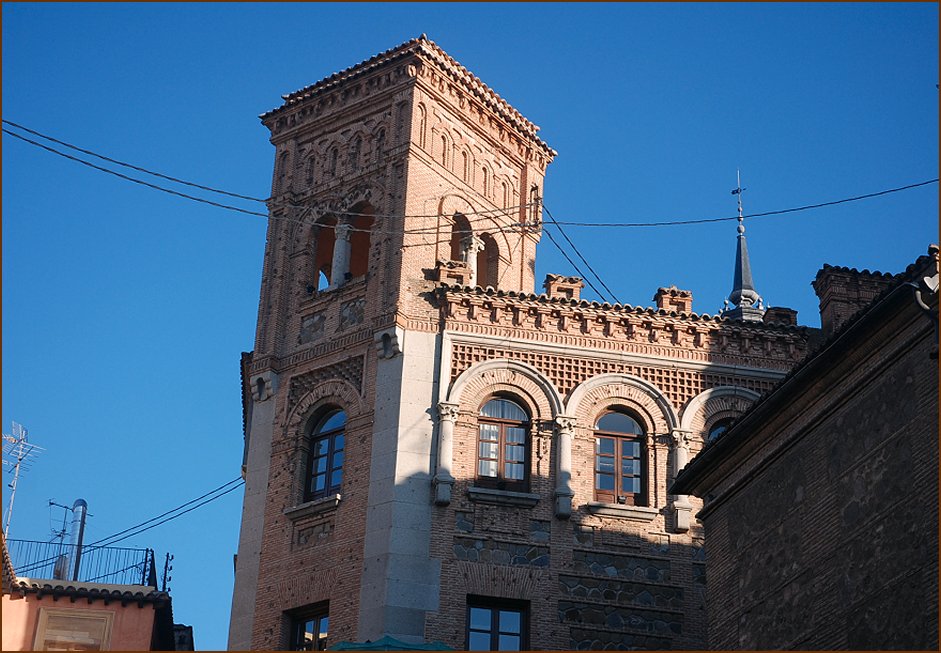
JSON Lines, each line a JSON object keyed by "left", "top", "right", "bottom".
{"left": 547, "top": 179, "right": 939, "bottom": 228}
{"left": 13, "top": 478, "right": 245, "bottom": 575}
{"left": 4, "top": 122, "right": 936, "bottom": 233}
{"left": 1, "top": 119, "right": 538, "bottom": 222}
{"left": 2, "top": 118, "right": 266, "bottom": 203}
{"left": 85, "top": 477, "right": 244, "bottom": 549}
{"left": 540, "top": 226, "right": 609, "bottom": 301}
{"left": 543, "top": 204, "right": 620, "bottom": 304}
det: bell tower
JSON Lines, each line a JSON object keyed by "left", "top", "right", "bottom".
{"left": 229, "top": 36, "right": 555, "bottom": 650}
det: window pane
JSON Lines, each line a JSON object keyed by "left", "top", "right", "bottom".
{"left": 315, "top": 438, "right": 330, "bottom": 455}
{"left": 505, "top": 445, "right": 524, "bottom": 462}
{"left": 479, "top": 442, "right": 498, "bottom": 460}
{"left": 479, "top": 460, "right": 498, "bottom": 477}
{"left": 621, "top": 459, "right": 638, "bottom": 475}
{"left": 596, "top": 437, "right": 615, "bottom": 455}
{"left": 481, "top": 398, "right": 527, "bottom": 422}
{"left": 332, "top": 451, "right": 344, "bottom": 469}
{"left": 596, "top": 474, "right": 615, "bottom": 490}
{"left": 498, "top": 610, "right": 521, "bottom": 633}
{"left": 504, "top": 463, "right": 524, "bottom": 480}
{"left": 498, "top": 634, "right": 521, "bottom": 650}
{"left": 330, "top": 469, "right": 342, "bottom": 487}
{"left": 319, "top": 410, "right": 346, "bottom": 432}
{"left": 506, "top": 428, "right": 525, "bottom": 444}
{"left": 469, "top": 607, "right": 491, "bottom": 630}
{"left": 623, "top": 440, "right": 640, "bottom": 458}
{"left": 334, "top": 433, "right": 345, "bottom": 451}
{"left": 597, "top": 412, "right": 642, "bottom": 434}
{"left": 468, "top": 632, "right": 491, "bottom": 651}
{"left": 479, "top": 424, "right": 499, "bottom": 441}
{"left": 313, "top": 474, "right": 326, "bottom": 492}
{"left": 319, "top": 616, "right": 329, "bottom": 639}
{"left": 597, "top": 458, "right": 614, "bottom": 472}
{"left": 315, "top": 457, "right": 327, "bottom": 473}
{"left": 623, "top": 476, "right": 641, "bottom": 494}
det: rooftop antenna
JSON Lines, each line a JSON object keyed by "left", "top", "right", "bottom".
{"left": 2, "top": 421, "right": 44, "bottom": 538}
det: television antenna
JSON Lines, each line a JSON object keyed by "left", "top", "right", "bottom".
{"left": 3, "top": 421, "right": 44, "bottom": 538}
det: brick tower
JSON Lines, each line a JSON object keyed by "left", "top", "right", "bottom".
{"left": 229, "top": 36, "right": 816, "bottom": 650}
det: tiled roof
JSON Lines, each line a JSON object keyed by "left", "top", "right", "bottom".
{"left": 813, "top": 262, "right": 898, "bottom": 282}
{"left": 10, "top": 577, "right": 170, "bottom": 606}
{"left": 1, "top": 533, "right": 16, "bottom": 594}
{"left": 438, "top": 283, "right": 810, "bottom": 333}
{"left": 261, "top": 35, "right": 555, "bottom": 157}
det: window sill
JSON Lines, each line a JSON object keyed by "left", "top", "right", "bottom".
{"left": 585, "top": 502, "right": 659, "bottom": 521}
{"left": 467, "top": 486, "right": 539, "bottom": 508}
{"left": 284, "top": 494, "right": 341, "bottom": 521}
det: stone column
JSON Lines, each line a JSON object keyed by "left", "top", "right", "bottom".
{"left": 671, "top": 428, "right": 693, "bottom": 532}
{"left": 329, "top": 222, "right": 354, "bottom": 289}
{"left": 460, "top": 234, "right": 484, "bottom": 287}
{"left": 434, "top": 402, "right": 460, "bottom": 505}
{"left": 554, "top": 415, "right": 577, "bottom": 518}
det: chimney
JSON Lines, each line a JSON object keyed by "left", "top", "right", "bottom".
{"left": 654, "top": 286, "right": 693, "bottom": 313}
{"left": 544, "top": 274, "right": 584, "bottom": 301}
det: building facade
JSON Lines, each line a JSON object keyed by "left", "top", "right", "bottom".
{"left": 672, "top": 248, "right": 939, "bottom": 649}
{"left": 228, "top": 36, "right": 817, "bottom": 650}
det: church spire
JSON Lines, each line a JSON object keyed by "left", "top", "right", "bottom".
{"left": 722, "top": 170, "right": 765, "bottom": 321}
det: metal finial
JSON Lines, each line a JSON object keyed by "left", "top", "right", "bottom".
{"left": 731, "top": 169, "right": 746, "bottom": 231}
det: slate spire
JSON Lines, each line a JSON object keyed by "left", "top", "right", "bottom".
{"left": 723, "top": 171, "right": 765, "bottom": 321}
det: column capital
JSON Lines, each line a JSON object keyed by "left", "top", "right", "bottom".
{"left": 554, "top": 415, "right": 578, "bottom": 436}
{"left": 670, "top": 428, "right": 694, "bottom": 448}
{"left": 334, "top": 222, "right": 354, "bottom": 241}
{"left": 437, "top": 401, "right": 460, "bottom": 422}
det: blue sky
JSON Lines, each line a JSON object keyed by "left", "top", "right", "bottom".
{"left": 2, "top": 3, "right": 937, "bottom": 649}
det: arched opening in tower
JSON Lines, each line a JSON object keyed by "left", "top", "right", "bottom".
{"left": 478, "top": 233, "right": 500, "bottom": 289}
{"left": 449, "top": 213, "right": 473, "bottom": 262}
{"left": 348, "top": 201, "right": 374, "bottom": 280}
{"left": 314, "top": 215, "right": 337, "bottom": 291}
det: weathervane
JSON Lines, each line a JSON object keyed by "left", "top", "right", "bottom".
{"left": 731, "top": 168, "right": 747, "bottom": 226}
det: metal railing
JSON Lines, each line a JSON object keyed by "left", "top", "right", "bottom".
{"left": 6, "top": 539, "right": 156, "bottom": 586}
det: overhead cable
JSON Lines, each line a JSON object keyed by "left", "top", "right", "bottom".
{"left": 543, "top": 204, "right": 620, "bottom": 304}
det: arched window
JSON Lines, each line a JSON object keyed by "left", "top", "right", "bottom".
{"left": 477, "top": 397, "right": 529, "bottom": 491}
{"left": 594, "top": 411, "right": 645, "bottom": 505}
{"left": 305, "top": 154, "right": 316, "bottom": 185}
{"left": 349, "top": 135, "right": 362, "bottom": 171}
{"left": 449, "top": 213, "right": 473, "bottom": 262}
{"left": 481, "top": 166, "right": 489, "bottom": 197}
{"left": 707, "top": 417, "right": 735, "bottom": 442}
{"left": 477, "top": 233, "right": 499, "bottom": 288}
{"left": 277, "top": 151, "right": 289, "bottom": 193}
{"left": 417, "top": 104, "right": 427, "bottom": 149}
{"left": 501, "top": 181, "right": 509, "bottom": 208}
{"left": 461, "top": 151, "right": 469, "bottom": 182}
{"left": 313, "top": 217, "right": 337, "bottom": 291}
{"left": 375, "top": 128, "right": 386, "bottom": 162}
{"left": 328, "top": 147, "right": 339, "bottom": 176}
{"left": 306, "top": 409, "right": 346, "bottom": 501}
{"left": 440, "top": 134, "right": 448, "bottom": 167}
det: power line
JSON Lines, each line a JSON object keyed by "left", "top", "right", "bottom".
{"left": 85, "top": 477, "right": 244, "bottom": 549}
{"left": 1, "top": 119, "right": 537, "bottom": 223}
{"left": 4, "top": 122, "right": 935, "bottom": 232}
{"left": 2, "top": 118, "right": 266, "bottom": 203}
{"left": 540, "top": 226, "right": 609, "bottom": 301}
{"left": 90, "top": 481, "right": 244, "bottom": 549}
{"left": 2, "top": 128, "right": 271, "bottom": 219}
{"left": 546, "top": 179, "right": 939, "bottom": 228}
{"left": 543, "top": 204, "right": 620, "bottom": 304}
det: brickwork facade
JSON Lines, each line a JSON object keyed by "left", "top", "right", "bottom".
{"left": 673, "top": 250, "right": 939, "bottom": 649}
{"left": 229, "top": 36, "right": 817, "bottom": 651}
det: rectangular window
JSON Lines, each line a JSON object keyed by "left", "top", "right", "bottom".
{"left": 466, "top": 597, "right": 528, "bottom": 651}
{"left": 595, "top": 436, "right": 644, "bottom": 505}
{"left": 289, "top": 605, "right": 329, "bottom": 651}
{"left": 33, "top": 608, "right": 114, "bottom": 651}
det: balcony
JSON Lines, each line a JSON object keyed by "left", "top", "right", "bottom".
{"left": 6, "top": 539, "right": 162, "bottom": 587}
